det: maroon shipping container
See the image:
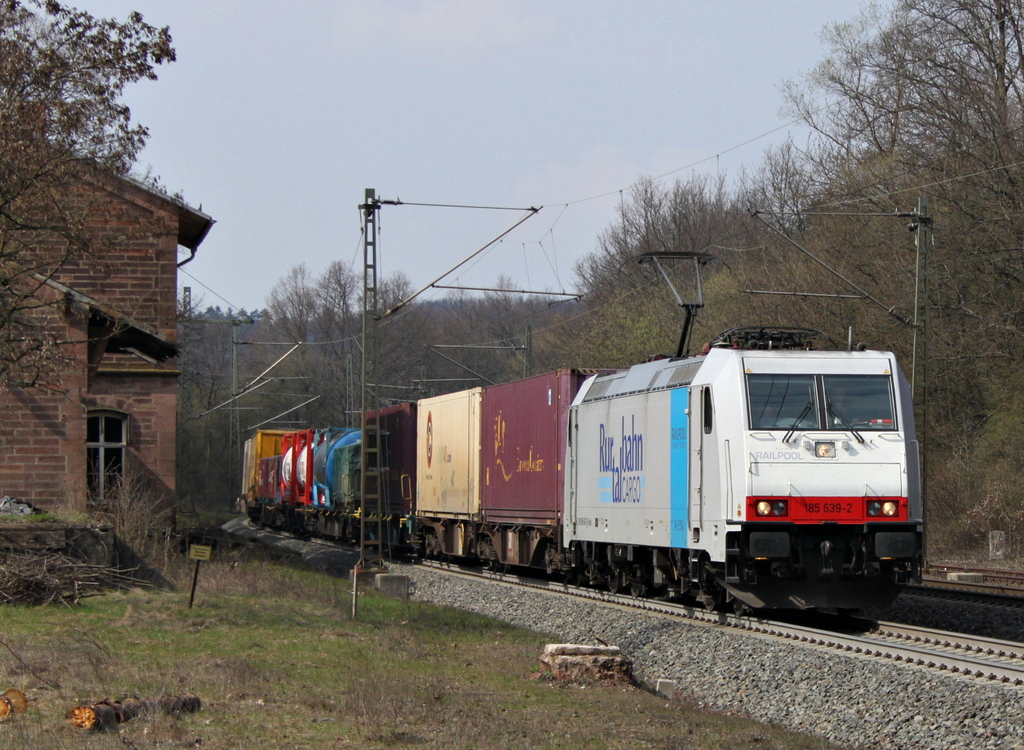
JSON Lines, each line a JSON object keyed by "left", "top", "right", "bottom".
{"left": 366, "top": 403, "right": 418, "bottom": 516}
{"left": 480, "top": 369, "right": 592, "bottom": 525}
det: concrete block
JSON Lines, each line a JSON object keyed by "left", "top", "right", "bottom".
{"left": 349, "top": 567, "right": 386, "bottom": 589}
{"left": 990, "top": 530, "right": 1007, "bottom": 560}
{"left": 947, "top": 571, "right": 984, "bottom": 583}
{"left": 655, "top": 679, "right": 677, "bottom": 699}
{"left": 375, "top": 573, "right": 410, "bottom": 600}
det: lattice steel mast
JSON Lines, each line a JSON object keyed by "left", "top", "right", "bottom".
{"left": 359, "top": 189, "right": 385, "bottom": 571}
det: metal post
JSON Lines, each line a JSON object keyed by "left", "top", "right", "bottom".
{"left": 911, "top": 197, "right": 932, "bottom": 561}
{"left": 525, "top": 325, "right": 533, "bottom": 377}
{"left": 230, "top": 320, "right": 239, "bottom": 511}
{"left": 189, "top": 559, "right": 201, "bottom": 609}
{"left": 346, "top": 353, "right": 354, "bottom": 428}
{"left": 359, "top": 189, "right": 385, "bottom": 581}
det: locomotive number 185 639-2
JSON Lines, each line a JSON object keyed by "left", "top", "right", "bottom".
{"left": 804, "top": 501, "right": 854, "bottom": 515}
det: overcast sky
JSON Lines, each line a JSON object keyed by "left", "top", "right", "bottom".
{"left": 81, "top": 1, "right": 867, "bottom": 312}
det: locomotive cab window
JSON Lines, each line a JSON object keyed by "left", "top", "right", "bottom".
{"left": 746, "top": 374, "right": 896, "bottom": 431}
{"left": 823, "top": 375, "right": 896, "bottom": 431}
{"left": 87, "top": 411, "right": 129, "bottom": 503}
{"left": 747, "top": 374, "right": 818, "bottom": 430}
{"left": 702, "top": 387, "right": 714, "bottom": 434}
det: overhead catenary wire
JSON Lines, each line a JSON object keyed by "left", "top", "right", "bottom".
{"left": 179, "top": 267, "right": 250, "bottom": 314}
{"left": 187, "top": 342, "right": 305, "bottom": 420}
{"left": 384, "top": 206, "right": 541, "bottom": 316}
{"left": 750, "top": 210, "right": 913, "bottom": 326}
{"left": 245, "top": 395, "right": 320, "bottom": 431}
{"left": 380, "top": 199, "right": 538, "bottom": 211}
{"left": 368, "top": 7, "right": 1024, "bottom": 352}
{"left": 185, "top": 6, "right": 1024, "bottom": 366}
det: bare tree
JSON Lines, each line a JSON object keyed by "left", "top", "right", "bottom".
{"left": 777, "top": 0, "right": 1024, "bottom": 553}
{"left": 562, "top": 174, "right": 744, "bottom": 366}
{"left": 0, "top": 1, "right": 174, "bottom": 389}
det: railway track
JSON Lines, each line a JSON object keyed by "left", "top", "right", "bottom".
{"left": 415, "top": 558, "right": 1024, "bottom": 688}
{"left": 908, "top": 564, "right": 1024, "bottom": 605}
{"left": 230, "top": 520, "right": 1024, "bottom": 688}
{"left": 925, "top": 564, "right": 1024, "bottom": 588}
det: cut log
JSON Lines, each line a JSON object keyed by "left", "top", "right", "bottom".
{"left": 67, "top": 694, "right": 201, "bottom": 731}
{"left": 66, "top": 701, "right": 118, "bottom": 730}
{"left": 0, "top": 688, "right": 28, "bottom": 720}
{"left": 3, "top": 689, "right": 28, "bottom": 714}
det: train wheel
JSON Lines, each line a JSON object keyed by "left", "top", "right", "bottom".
{"left": 424, "top": 532, "right": 441, "bottom": 559}
{"left": 698, "top": 579, "right": 728, "bottom": 612}
{"left": 610, "top": 567, "right": 629, "bottom": 594}
{"left": 733, "top": 600, "right": 753, "bottom": 617}
{"left": 544, "top": 544, "right": 559, "bottom": 576}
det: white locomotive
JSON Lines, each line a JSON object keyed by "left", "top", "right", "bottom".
{"left": 564, "top": 328, "right": 922, "bottom": 611}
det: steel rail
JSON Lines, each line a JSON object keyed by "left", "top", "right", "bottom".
{"left": 415, "top": 559, "right": 1024, "bottom": 688}
{"left": 907, "top": 579, "right": 1024, "bottom": 606}
{"left": 231, "top": 523, "right": 1024, "bottom": 688}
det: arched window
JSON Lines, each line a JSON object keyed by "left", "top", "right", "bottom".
{"left": 87, "top": 411, "right": 129, "bottom": 503}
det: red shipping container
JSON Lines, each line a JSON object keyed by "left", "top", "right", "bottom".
{"left": 257, "top": 455, "right": 282, "bottom": 504}
{"left": 281, "top": 429, "right": 316, "bottom": 506}
{"left": 365, "top": 403, "right": 418, "bottom": 516}
{"left": 480, "top": 370, "right": 592, "bottom": 525}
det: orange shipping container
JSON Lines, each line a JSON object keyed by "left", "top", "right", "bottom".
{"left": 241, "top": 430, "right": 286, "bottom": 500}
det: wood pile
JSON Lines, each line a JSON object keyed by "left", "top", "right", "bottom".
{"left": 0, "top": 550, "right": 133, "bottom": 606}
{"left": 67, "top": 694, "right": 201, "bottom": 731}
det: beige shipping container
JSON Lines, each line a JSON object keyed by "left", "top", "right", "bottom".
{"left": 417, "top": 388, "right": 483, "bottom": 519}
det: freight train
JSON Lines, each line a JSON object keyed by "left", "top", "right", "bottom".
{"left": 241, "top": 327, "right": 923, "bottom": 612}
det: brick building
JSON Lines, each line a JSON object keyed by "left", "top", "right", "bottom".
{"left": 0, "top": 172, "right": 214, "bottom": 513}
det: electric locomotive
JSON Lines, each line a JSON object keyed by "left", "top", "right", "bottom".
{"left": 562, "top": 328, "right": 922, "bottom": 611}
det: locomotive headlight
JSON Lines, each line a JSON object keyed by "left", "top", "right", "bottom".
{"left": 867, "top": 501, "right": 882, "bottom": 517}
{"left": 815, "top": 441, "right": 836, "bottom": 459}
{"left": 755, "top": 500, "right": 788, "bottom": 517}
{"left": 882, "top": 501, "right": 898, "bottom": 517}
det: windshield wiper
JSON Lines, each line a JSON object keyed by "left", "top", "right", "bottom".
{"left": 783, "top": 400, "right": 815, "bottom": 444}
{"left": 827, "top": 401, "right": 865, "bottom": 444}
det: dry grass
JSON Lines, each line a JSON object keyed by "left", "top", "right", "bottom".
{"left": 0, "top": 542, "right": 844, "bottom": 749}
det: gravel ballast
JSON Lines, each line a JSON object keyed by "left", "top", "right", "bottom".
{"left": 224, "top": 520, "right": 1024, "bottom": 750}
{"left": 402, "top": 564, "right": 1024, "bottom": 750}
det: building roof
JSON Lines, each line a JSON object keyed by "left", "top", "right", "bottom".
{"left": 117, "top": 173, "right": 215, "bottom": 251}
{"left": 34, "top": 274, "right": 178, "bottom": 362}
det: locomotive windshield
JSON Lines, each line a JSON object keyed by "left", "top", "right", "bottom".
{"left": 747, "top": 373, "right": 896, "bottom": 431}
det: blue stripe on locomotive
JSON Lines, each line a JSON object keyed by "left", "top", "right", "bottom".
{"left": 670, "top": 387, "right": 689, "bottom": 549}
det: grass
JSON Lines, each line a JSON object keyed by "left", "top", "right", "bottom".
{"left": 0, "top": 543, "right": 844, "bottom": 749}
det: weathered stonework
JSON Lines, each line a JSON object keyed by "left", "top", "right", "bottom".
{"left": 0, "top": 174, "right": 212, "bottom": 513}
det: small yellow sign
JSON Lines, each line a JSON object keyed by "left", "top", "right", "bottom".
{"left": 188, "top": 544, "right": 213, "bottom": 561}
